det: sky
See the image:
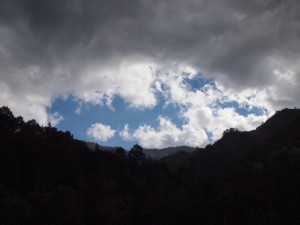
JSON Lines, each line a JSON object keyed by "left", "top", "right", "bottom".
{"left": 0, "top": 0, "right": 299, "bottom": 149}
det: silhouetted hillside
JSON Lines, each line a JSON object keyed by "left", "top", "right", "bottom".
{"left": 179, "top": 108, "right": 300, "bottom": 225}
{"left": 204, "top": 108, "right": 300, "bottom": 163}
{"left": 160, "top": 150, "right": 195, "bottom": 170}
{"left": 162, "top": 108, "right": 300, "bottom": 170}
{"left": 256, "top": 108, "right": 300, "bottom": 134}
{"left": 1, "top": 106, "right": 300, "bottom": 225}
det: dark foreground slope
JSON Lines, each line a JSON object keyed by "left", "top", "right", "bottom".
{"left": 162, "top": 108, "right": 300, "bottom": 224}
{"left": 1, "top": 106, "right": 300, "bottom": 225}
{"left": 0, "top": 106, "right": 172, "bottom": 225}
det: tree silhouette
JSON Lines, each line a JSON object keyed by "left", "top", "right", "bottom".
{"left": 128, "top": 144, "right": 146, "bottom": 163}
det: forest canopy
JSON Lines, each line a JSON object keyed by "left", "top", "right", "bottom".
{"left": 0, "top": 106, "right": 300, "bottom": 225}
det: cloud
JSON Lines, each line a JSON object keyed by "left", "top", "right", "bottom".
{"left": 119, "top": 124, "right": 131, "bottom": 141}
{"left": 0, "top": 0, "right": 299, "bottom": 133}
{"left": 120, "top": 117, "right": 209, "bottom": 148}
{"left": 120, "top": 75, "right": 269, "bottom": 148}
{"left": 183, "top": 106, "right": 268, "bottom": 142}
{"left": 87, "top": 123, "right": 115, "bottom": 142}
{"left": 163, "top": 73, "right": 270, "bottom": 142}
{"left": 120, "top": 106, "right": 267, "bottom": 148}
{"left": 48, "top": 112, "right": 64, "bottom": 126}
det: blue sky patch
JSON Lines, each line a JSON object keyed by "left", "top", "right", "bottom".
{"left": 48, "top": 93, "right": 186, "bottom": 149}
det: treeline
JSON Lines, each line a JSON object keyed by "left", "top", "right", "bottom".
{"left": 1, "top": 106, "right": 300, "bottom": 225}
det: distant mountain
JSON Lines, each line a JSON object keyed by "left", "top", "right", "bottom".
{"left": 86, "top": 141, "right": 117, "bottom": 152}
{"left": 87, "top": 142, "right": 195, "bottom": 159}
{"left": 143, "top": 146, "right": 195, "bottom": 159}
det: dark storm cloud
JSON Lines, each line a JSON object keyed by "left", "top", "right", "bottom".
{"left": 0, "top": 0, "right": 300, "bottom": 111}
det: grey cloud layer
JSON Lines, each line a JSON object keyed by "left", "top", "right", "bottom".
{"left": 1, "top": 0, "right": 300, "bottom": 116}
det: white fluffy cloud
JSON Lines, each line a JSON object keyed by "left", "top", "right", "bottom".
{"left": 120, "top": 117, "right": 209, "bottom": 148}
{"left": 120, "top": 105, "right": 267, "bottom": 148}
{"left": 0, "top": 80, "right": 51, "bottom": 125}
{"left": 183, "top": 106, "right": 268, "bottom": 142}
{"left": 48, "top": 112, "right": 64, "bottom": 126}
{"left": 120, "top": 71, "right": 270, "bottom": 148}
{"left": 76, "top": 61, "right": 157, "bottom": 109}
{"left": 87, "top": 123, "right": 116, "bottom": 142}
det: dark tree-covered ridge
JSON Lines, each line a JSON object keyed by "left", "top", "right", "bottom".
{"left": 1, "top": 106, "right": 300, "bottom": 225}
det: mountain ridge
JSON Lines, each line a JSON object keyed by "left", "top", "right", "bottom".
{"left": 161, "top": 108, "right": 300, "bottom": 169}
{"left": 87, "top": 142, "right": 196, "bottom": 159}
{"left": 1, "top": 106, "right": 300, "bottom": 225}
